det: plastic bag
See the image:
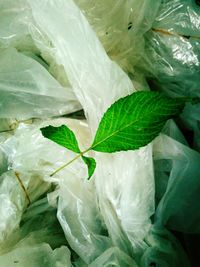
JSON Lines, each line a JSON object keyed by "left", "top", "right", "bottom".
{"left": 154, "top": 120, "right": 188, "bottom": 205}
{"left": 0, "top": 119, "right": 73, "bottom": 246}
{"left": 0, "top": 0, "right": 37, "bottom": 52}
{"left": 0, "top": 198, "right": 72, "bottom": 267}
{"left": 1, "top": 118, "right": 111, "bottom": 264}
{"left": 140, "top": 226, "right": 190, "bottom": 267}
{"left": 0, "top": 48, "right": 80, "bottom": 120}
{"left": 0, "top": 244, "right": 71, "bottom": 267}
{"left": 0, "top": 198, "right": 67, "bottom": 252}
{"left": 0, "top": 170, "right": 50, "bottom": 246}
{"left": 57, "top": 176, "right": 111, "bottom": 264}
{"left": 142, "top": 31, "right": 200, "bottom": 98}
{"left": 162, "top": 119, "right": 188, "bottom": 146}
{"left": 0, "top": 131, "right": 11, "bottom": 175}
{"left": 89, "top": 247, "right": 139, "bottom": 267}
{"left": 153, "top": 134, "right": 200, "bottom": 233}
{"left": 139, "top": 0, "right": 200, "bottom": 150}
{"left": 1, "top": 118, "right": 90, "bottom": 179}
{"left": 0, "top": 0, "right": 81, "bottom": 114}
{"left": 140, "top": 0, "right": 200, "bottom": 96}
{"left": 1, "top": 0, "right": 198, "bottom": 265}
{"left": 28, "top": 0, "right": 155, "bottom": 261}
{"left": 74, "top": 0, "right": 161, "bottom": 74}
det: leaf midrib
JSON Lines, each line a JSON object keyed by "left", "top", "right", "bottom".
{"left": 91, "top": 106, "right": 164, "bottom": 150}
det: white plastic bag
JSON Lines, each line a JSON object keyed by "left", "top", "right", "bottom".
{"left": 28, "top": 0, "right": 155, "bottom": 260}
{"left": 0, "top": 48, "right": 80, "bottom": 119}
{"left": 0, "top": 198, "right": 72, "bottom": 267}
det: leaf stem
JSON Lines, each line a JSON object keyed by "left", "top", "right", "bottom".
{"left": 15, "top": 172, "right": 31, "bottom": 205}
{"left": 50, "top": 147, "right": 91, "bottom": 177}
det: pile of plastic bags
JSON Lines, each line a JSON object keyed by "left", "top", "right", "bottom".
{"left": 0, "top": 0, "right": 199, "bottom": 266}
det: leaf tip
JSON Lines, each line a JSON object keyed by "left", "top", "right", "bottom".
{"left": 82, "top": 155, "right": 96, "bottom": 180}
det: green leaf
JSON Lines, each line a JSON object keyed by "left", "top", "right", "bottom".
{"left": 82, "top": 156, "right": 96, "bottom": 179}
{"left": 91, "top": 91, "right": 185, "bottom": 153}
{"left": 40, "top": 125, "right": 96, "bottom": 179}
{"left": 40, "top": 125, "right": 80, "bottom": 153}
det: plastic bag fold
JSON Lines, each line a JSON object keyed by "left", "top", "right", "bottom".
{"left": 153, "top": 134, "right": 200, "bottom": 233}
{"left": 0, "top": 48, "right": 80, "bottom": 120}
{"left": 89, "top": 247, "right": 139, "bottom": 267}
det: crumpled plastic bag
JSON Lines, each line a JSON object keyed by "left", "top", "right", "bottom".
{"left": 0, "top": 198, "right": 72, "bottom": 267}
{"left": 8, "top": 198, "right": 67, "bottom": 250}
{"left": 0, "top": 170, "right": 50, "bottom": 246}
{"left": 0, "top": 0, "right": 37, "bottom": 52}
{"left": 153, "top": 0, "right": 200, "bottom": 37}
{"left": 0, "top": 119, "right": 69, "bottom": 244}
{"left": 0, "top": 0, "right": 81, "bottom": 119}
{"left": 28, "top": 0, "right": 155, "bottom": 262}
{"left": 1, "top": 118, "right": 111, "bottom": 264}
{"left": 0, "top": 244, "right": 71, "bottom": 267}
{"left": 180, "top": 103, "right": 200, "bottom": 149}
{"left": 57, "top": 176, "right": 111, "bottom": 264}
{"left": 0, "top": 131, "right": 11, "bottom": 175}
{"left": 1, "top": 118, "right": 89, "bottom": 179}
{"left": 74, "top": 0, "right": 161, "bottom": 75}
{"left": 1, "top": 197, "right": 68, "bottom": 251}
{"left": 142, "top": 31, "right": 200, "bottom": 98}
{"left": 153, "top": 134, "right": 200, "bottom": 233}
{"left": 0, "top": 48, "right": 80, "bottom": 120}
{"left": 141, "top": 0, "right": 200, "bottom": 96}
{"left": 89, "top": 247, "right": 139, "bottom": 267}
{"left": 0, "top": 0, "right": 198, "bottom": 266}
{"left": 139, "top": 0, "right": 200, "bottom": 150}
{"left": 162, "top": 119, "right": 188, "bottom": 146}
{"left": 140, "top": 226, "right": 191, "bottom": 267}
{"left": 155, "top": 120, "right": 188, "bottom": 205}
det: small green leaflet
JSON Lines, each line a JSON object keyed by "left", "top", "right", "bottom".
{"left": 41, "top": 125, "right": 80, "bottom": 153}
{"left": 40, "top": 91, "right": 185, "bottom": 178}
{"left": 82, "top": 156, "right": 96, "bottom": 178}
{"left": 91, "top": 91, "right": 185, "bottom": 152}
{"left": 41, "top": 125, "right": 96, "bottom": 179}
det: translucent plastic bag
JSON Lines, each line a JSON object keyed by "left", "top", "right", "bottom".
{"left": 89, "top": 247, "right": 139, "bottom": 267}
{"left": 1, "top": 118, "right": 90, "bottom": 179}
{"left": 0, "top": 131, "right": 11, "bottom": 175}
{"left": 0, "top": 48, "right": 80, "bottom": 120}
{"left": 28, "top": 0, "right": 155, "bottom": 261}
{"left": 1, "top": 197, "right": 68, "bottom": 250}
{"left": 0, "top": 0, "right": 81, "bottom": 120}
{"left": 0, "top": 0, "right": 37, "bottom": 52}
{"left": 142, "top": 31, "right": 200, "bottom": 98}
{"left": 0, "top": 119, "right": 75, "bottom": 244}
{"left": 0, "top": 198, "right": 72, "bottom": 267}
{"left": 139, "top": 0, "right": 200, "bottom": 150}
{"left": 0, "top": 170, "right": 50, "bottom": 246}
{"left": 74, "top": 0, "right": 161, "bottom": 74}
{"left": 0, "top": 244, "right": 71, "bottom": 267}
{"left": 141, "top": 0, "right": 200, "bottom": 96}
{"left": 140, "top": 226, "right": 190, "bottom": 267}
{"left": 153, "top": 134, "right": 200, "bottom": 233}
{"left": 1, "top": 118, "right": 111, "bottom": 264}
{"left": 1, "top": 0, "right": 197, "bottom": 266}
{"left": 57, "top": 176, "right": 111, "bottom": 264}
